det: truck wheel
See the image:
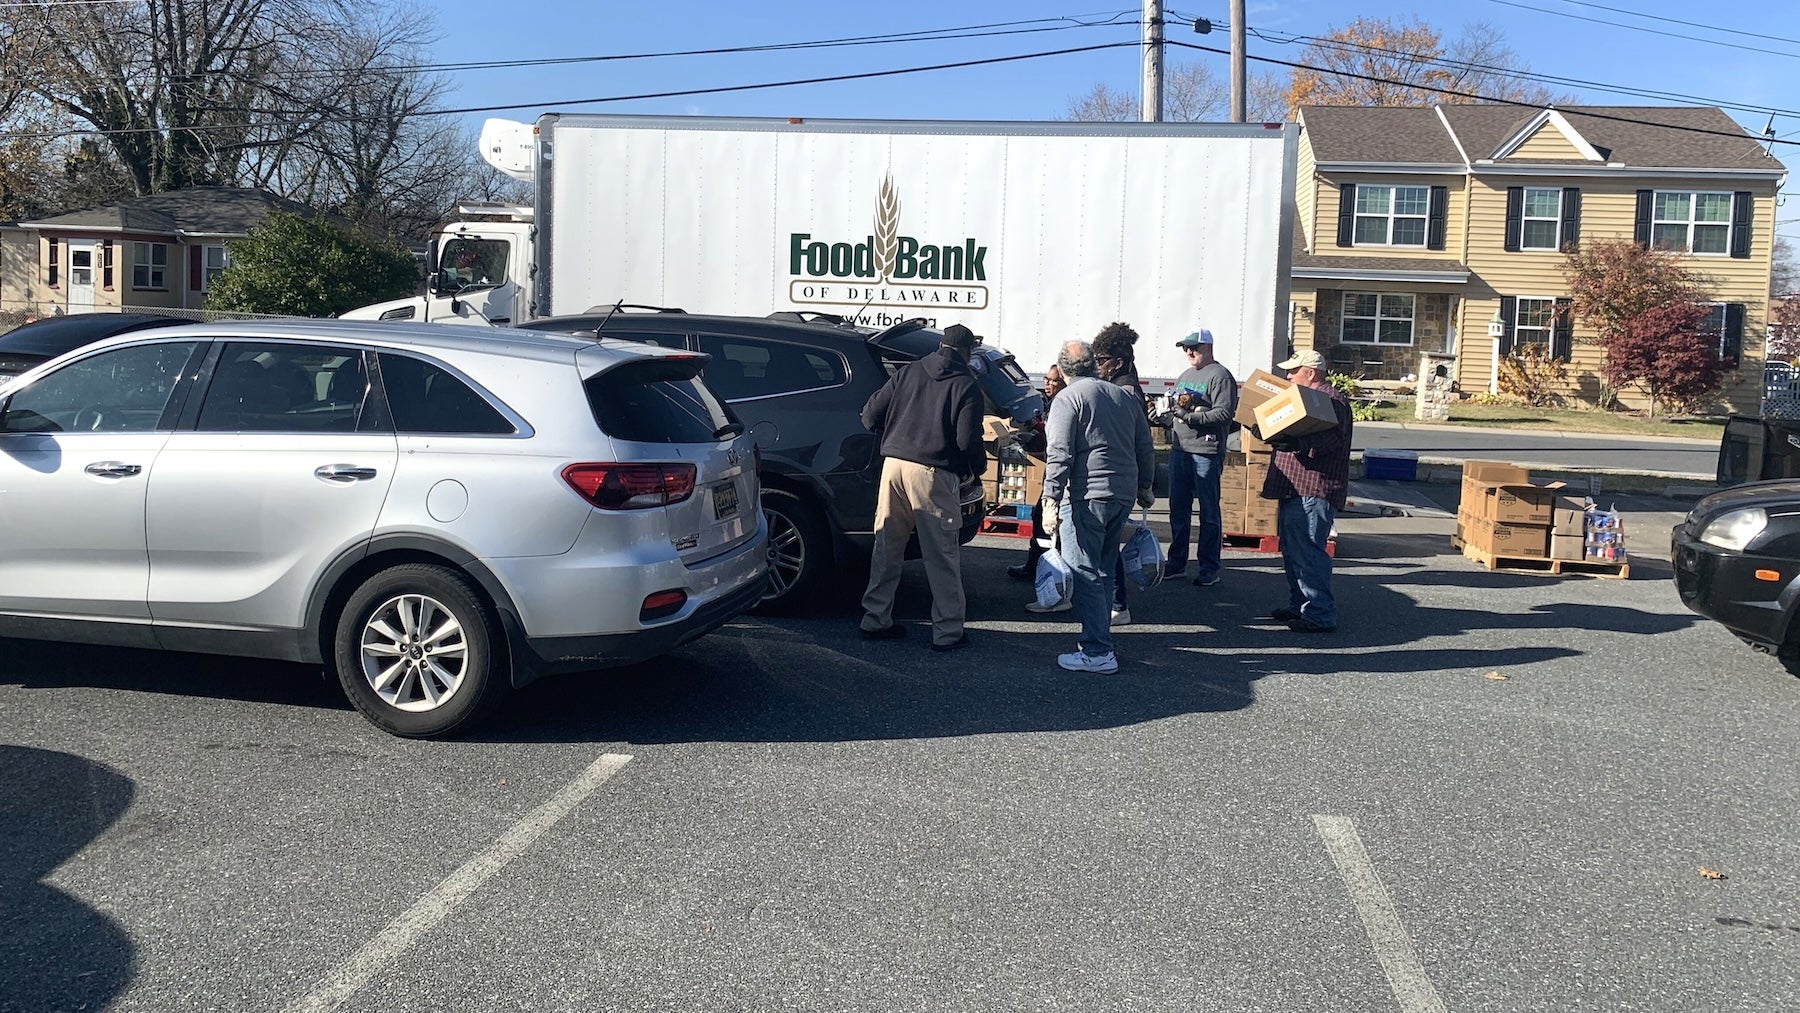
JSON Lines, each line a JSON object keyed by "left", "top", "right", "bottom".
{"left": 755, "top": 487, "right": 829, "bottom": 615}
{"left": 332, "top": 563, "right": 508, "bottom": 738}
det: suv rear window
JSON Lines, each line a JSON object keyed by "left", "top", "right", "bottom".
{"left": 586, "top": 358, "right": 739, "bottom": 444}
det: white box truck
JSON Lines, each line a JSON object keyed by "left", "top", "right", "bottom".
{"left": 344, "top": 113, "right": 1298, "bottom": 386}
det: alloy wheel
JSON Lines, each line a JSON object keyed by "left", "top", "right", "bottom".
{"left": 762, "top": 506, "right": 805, "bottom": 601}
{"left": 359, "top": 593, "right": 468, "bottom": 712}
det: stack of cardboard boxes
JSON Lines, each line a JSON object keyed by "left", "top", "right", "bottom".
{"left": 982, "top": 417, "right": 1044, "bottom": 517}
{"left": 1456, "top": 461, "right": 1593, "bottom": 562}
{"left": 1215, "top": 369, "right": 1341, "bottom": 537}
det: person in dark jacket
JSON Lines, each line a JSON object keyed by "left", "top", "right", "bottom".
{"left": 1091, "top": 321, "right": 1148, "bottom": 626}
{"left": 857, "top": 323, "right": 987, "bottom": 652}
{"left": 1250, "top": 349, "right": 1352, "bottom": 633}
{"left": 1161, "top": 329, "right": 1238, "bottom": 586}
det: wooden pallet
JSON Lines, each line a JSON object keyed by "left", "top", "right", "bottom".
{"left": 1452, "top": 534, "right": 1629, "bottom": 578}
{"left": 1222, "top": 532, "right": 1337, "bottom": 557}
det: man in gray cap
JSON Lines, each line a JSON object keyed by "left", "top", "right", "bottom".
{"left": 1250, "top": 348, "right": 1351, "bottom": 633}
{"left": 857, "top": 323, "right": 987, "bottom": 652}
{"left": 1162, "top": 328, "right": 1238, "bottom": 586}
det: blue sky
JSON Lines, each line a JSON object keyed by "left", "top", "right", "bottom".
{"left": 426, "top": 0, "right": 1798, "bottom": 249}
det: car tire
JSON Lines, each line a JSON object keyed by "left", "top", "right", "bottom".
{"left": 332, "top": 563, "right": 508, "bottom": 738}
{"left": 754, "top": 486, "right": 829, "bottom": 615}
{"left": 1779, "top": 618, "right": 1800, "bottom": 678}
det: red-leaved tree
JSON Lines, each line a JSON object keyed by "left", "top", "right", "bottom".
{"left": 1564, "top": 239, "right": 1723, "bottom": 417}
{"left": 1771, "top": 297, "right": 1800, "bottom": 363}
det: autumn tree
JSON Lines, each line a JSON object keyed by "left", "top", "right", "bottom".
{"left": 1773, "top": 235, "right": 1797, "bottom": 297}
{"left": 1066, "top": 62, "right": 1287, "bottom": 122}
{"left": 1564, "top": 239, "right": 1723, "bottom": 416}
{"left": 1770, "top": 297, "right": 1800, "bottom": 363}
{"left": 1285, "top": 18, "right": 1560, "bottom": 111}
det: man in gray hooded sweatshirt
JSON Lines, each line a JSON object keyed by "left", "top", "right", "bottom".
{"left": 1162, "top": 329, "right": 1238, "bottom": 586}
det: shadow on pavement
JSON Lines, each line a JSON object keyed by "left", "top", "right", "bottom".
{"left": 0, "top": 639, "right": 351, "bottom": 714}
{"left": 0, "top": 746, "right": 137, "bottom": 1012}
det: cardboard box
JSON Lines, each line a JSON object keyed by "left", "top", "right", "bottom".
{"left": 1460, "top": 461, "right": 1560, "bottom": 526}
{"left": 1466, "top": 516, "right": 1550, "bottom": 558}
{"left": 1239, "top": 509, "right": 1279, "bottom": 536}
{"left": 1550, "top": 532, "right": 1585, "bottom": 561}
{"left": 1552, "top": 507, "right": 1587, "bottom": 535}
{"left": 1253, "top": 383, "right": 1340, "bottom": 442}
{"left": 1220, "top": 503, "right": 1246, "bottom": 534}
{"left": 983, "top": 415, "right": 1015, "bottom": 445}
{"left": 1237, "top": 427, "right": 1272, "bottom": 454}
{"left": 1234, "top": 369, "right": 1292, "bottom": 428}
{"left": 989, "top": 447, "right": 1044, "bottom": 507}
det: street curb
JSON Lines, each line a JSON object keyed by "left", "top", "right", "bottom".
{"left": 1356, "top": 419, "right": 1721, "bottom": 447}
{"left": 1351, "top": 453, "right": 1717, "bottom": 500}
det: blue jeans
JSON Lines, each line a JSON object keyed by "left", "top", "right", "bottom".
{"left": 1061, "top": 497, "right": 1129, "bottom": 657}
{"left": 1277, "top": 496, "right": 1337, "bottom": 627}
{"left": 1166, "top": 450, "right": 1223, "bottom": 579}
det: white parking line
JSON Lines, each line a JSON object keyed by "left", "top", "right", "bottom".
{"left": 284, "top": 752, "right": 634, "bottom": 1013}
{"left": 1312, "top": 815, "right": 1449, "bottom": 1013}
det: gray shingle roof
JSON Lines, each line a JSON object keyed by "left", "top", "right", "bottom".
{"left": 1302, "top": 104, "right": 1786, "bottom": 172}
{"left": 23, "top": 187, "right": 316, "bottom": 235}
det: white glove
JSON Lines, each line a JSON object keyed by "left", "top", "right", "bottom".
{"left": 1040, "top": 498, "right": 1059, "bottom": 536}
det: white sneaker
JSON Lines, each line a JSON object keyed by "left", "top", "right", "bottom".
{"left": 1058, "top": 650, "right": 1119, "bottom": 674}
{"left": 1025, "top": 599, "right": 1072, "bottom": 614}
{"left": 1110, "top": 608, "right": 1132, "bottom": 626}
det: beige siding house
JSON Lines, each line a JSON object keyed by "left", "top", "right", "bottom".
{"left": 0, "top": 188, "right": 314, "bottom": 321}
{"left": 1291, "top": 104, "right": 1787, "bottom": 412}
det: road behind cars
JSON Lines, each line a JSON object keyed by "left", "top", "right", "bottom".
{"left": 5, "top": 492, "right": 1798, "bottom": 1012}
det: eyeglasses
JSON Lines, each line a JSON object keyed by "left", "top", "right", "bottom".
{"left": 1096, "top": 355, "right": 1123, "bottom": 363}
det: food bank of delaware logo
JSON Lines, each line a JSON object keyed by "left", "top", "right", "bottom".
{"left": 787, "top": 175, "right": 990, "bottom": 310}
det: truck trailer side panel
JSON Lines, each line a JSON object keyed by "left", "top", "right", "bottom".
{"left": 537, "top": 115, "right": 1296, "bottom": 385}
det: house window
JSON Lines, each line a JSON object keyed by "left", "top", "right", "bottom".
{"left": 1514, "top": 297, "right": 1557, "bottom": 349}
{"left": 1340, "top": 293, "right": 1415, "bottom": 345}
{"left": 202, "top": 245, "right": 231, "bottom": 290}
{"left": 132, "top": 242, "right": 168, "bottom": 289}
{"left": 1521, "top": 188, "right": 1562, "bottom": 250}
{"left": 1652, "top": 191, "right": 1732, "bottom": 254}
{"left": 1352, "top": 186, "right": 1429, "bottom": 246}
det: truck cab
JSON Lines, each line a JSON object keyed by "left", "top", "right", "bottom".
{"left": 340, "top": 204, "right": 535, "bottom": 326}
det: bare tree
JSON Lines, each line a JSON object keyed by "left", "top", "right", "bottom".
{"left": 1065, "top": 63, "right": 1286, "bottom": 122}
{"left": 1285, "top": 17, "right": 1563, "bottom": 111}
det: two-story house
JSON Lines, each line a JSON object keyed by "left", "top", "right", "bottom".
{"left": 0, "top": 187, "right": 315, "bottom": 320}
{"left": 1289, "top": 104, "right": 1787, "bottom": 411}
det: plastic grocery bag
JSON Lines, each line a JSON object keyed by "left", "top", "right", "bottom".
{"left": 1034, "top": 544, "right": 1074, "bottom": 611}
{"left": 1120, "top": 510, "right": 1165, "bottom": 592}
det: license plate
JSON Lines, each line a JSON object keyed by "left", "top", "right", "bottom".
{"left": 712, "top": 481, "right": 739, "bottom": 519}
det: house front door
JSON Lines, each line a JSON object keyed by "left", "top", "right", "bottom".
{"left": 65, "top": 240, "right": 96, "bottom": 313}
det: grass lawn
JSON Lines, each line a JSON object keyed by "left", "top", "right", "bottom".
{"left": 1362, "top": 399, "right": 1727, "bottom": 439}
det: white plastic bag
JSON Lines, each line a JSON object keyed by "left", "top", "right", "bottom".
{"left": 1034, "top": 544, "right": 1073, "bottom": 610}
{"left": 1121, "top": 509, "right": 1165, "bottom": 592}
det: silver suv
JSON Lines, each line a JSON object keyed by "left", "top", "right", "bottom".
{"left": 0, "top": 320, "right": 767, "bottom": 737}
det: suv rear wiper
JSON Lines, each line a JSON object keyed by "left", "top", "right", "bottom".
{"left": 714, "top": 421, "right": 745, "bottom": 440}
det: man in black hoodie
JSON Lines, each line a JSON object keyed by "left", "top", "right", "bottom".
{"left": 857, "top": 323, "right": 987, "bottom": 652}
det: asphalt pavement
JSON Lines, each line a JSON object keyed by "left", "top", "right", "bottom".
{"left": 5, "top": 490, "right": 1798, "bottom": 1013}
{"left": 1355, "top": 420, "right": 1720, "bottom": 478}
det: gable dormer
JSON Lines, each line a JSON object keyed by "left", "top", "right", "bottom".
{"left": 1491, "top": 110, "right": 1611, "bottom": 164}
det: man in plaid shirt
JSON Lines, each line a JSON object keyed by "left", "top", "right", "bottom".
{"left": 1253, "top": 349, "right": 1352, "bottom": 633}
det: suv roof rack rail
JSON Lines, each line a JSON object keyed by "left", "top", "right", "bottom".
{"left": 767, "top": 310, "right": 853, "bottom": 327}
{"left": 582, "top": 303, "right": 686, "bottom": 315}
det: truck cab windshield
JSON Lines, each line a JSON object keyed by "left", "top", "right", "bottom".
{"left": 435, "top": 237, "right": 510, "bottom": 294}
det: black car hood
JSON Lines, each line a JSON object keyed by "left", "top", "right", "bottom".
{"left": 1693, "top": 479, "right": 1800, "bottom": 519}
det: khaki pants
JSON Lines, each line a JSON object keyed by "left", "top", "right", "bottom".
{"left": 860, "top": 457, "right": 965, "bottom": 646}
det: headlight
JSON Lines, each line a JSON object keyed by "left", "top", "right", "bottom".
{"left": 1698, "top": 507, "right": 1768, "bottom": 551}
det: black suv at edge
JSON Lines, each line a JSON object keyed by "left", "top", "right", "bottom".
{"left": 520, "top": 310, "right": 1041, "bottom": 613}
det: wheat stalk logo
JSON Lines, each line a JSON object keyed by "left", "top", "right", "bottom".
{"left": 873, "top": 175, "right": 900, "bottom": 282}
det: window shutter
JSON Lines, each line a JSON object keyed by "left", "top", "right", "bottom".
{"left": 47, "top": 237, "right": 59, "bottom": 286}
{"left": 189, "top": 245, "right": 203, "bottom": 291}
{"left": 1552, "top": 297, "right": 1573, "bottom": 361}
{"left": 102, "top": 240, "right": 114, "bottom": 289}
{"left": 1560, "top": 188, "right": 1581, "bottom": 250}
{"left": 1336, "top": 183, "right": 1356, "bottom": 247}
{"left": 1730, "top": 191, "right": 1752, "bottom": 259}
{"left": 1427, "top": 185, "right": 1448, "bottom": 250}
{"left": 1723, "top": 303, "right": 1745, "bottom": 368}
{"left": 1504, "top": 186, "right": 1523, "bottom": 252}
{"left": 1498, "top": 296, "right": 1516, "bottom": 358}
{"left": 1633, "top": 190, "right": 1653, "bottom": 248}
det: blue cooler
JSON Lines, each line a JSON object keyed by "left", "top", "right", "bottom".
{"left": 1363, "top": 448, "right": 1419, "bottom": 481}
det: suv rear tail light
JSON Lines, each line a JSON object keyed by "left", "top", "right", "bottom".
{"left": 640, "top": 589, "right": 688, "bottom": 621}
{"left": 561, "top": 463, "right": 697, "bottom": 510}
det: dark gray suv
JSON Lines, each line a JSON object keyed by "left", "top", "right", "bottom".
{"left": 520, "top": 311, "right": 1040, "bottom": 612}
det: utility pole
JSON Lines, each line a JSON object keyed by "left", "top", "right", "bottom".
{"left": 1142, "top": 0, "right": 1163, "bottom": 122}
{"left": 1230, "top": 0, "right": 1246, "bottom": 122}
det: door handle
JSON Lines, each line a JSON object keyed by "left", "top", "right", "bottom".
{"left": 84, "top": 461, "right": 143, "bottom": 478}
{"left": 315, "top": 464, "right": 379, "bottom": 482}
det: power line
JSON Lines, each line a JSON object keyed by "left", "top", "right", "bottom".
{"left": 1484, "top": 0, "right": 1800, "bottom": 62}
{"left": 1167, "top": 38, "right": 1800, "bottom": 148}
{"left": 1539, "top": 0, "right": 1800, "bottom": 48}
